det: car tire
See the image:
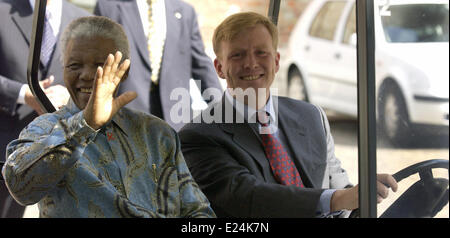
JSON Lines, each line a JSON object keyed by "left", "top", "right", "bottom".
{"left": 378, "top": 82, "right": 412, "bottom": 147}
{"left": 287, "top": 68, "right": 308, "bottom": 102}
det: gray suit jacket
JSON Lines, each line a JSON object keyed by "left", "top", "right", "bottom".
{"left": 94, "top": 0, "right": 222, "bottom": 131}
{"left": 179, "top": 96, "right": 350, "bottom": 217}
{"left": 0, "top": 0, "right": 90, "bottom": 160}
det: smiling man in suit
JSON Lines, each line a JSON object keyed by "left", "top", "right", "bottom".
{"left": 179, "top": 12, "right": 398, "bottom": 217}
{"left": 94, "top": 0, "right": 222, "bottom": 131}
{"left": 0, "top": 0, "right": 90, "bottom": 218}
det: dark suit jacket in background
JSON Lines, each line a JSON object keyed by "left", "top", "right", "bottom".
{"left": 94, "top": 0, "right": 222, "bottom": 131}
{"left": 179, "top": 96, "right": 351, "bottom": 217}
{"left": 0, "top": 0, "right": 90, "bottom": 161}
{"left": 0, "top": 0, "right": 89, "bottom": 217}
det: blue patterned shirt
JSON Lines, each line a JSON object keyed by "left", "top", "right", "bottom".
{"left": 2, "top": 99, "right": 215, "bottom": 218}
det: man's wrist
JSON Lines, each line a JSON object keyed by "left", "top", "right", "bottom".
{"left": 83, "top": 109, "right": 101, "bottom": 130}
{"left": 67, "top": 111, "right": 100, "bottom": 146}
{"left": 330, "top": 189, "right": 347, "bottom": 212}
{"left": 331, "top": 187, "right": 358, "bottom": 212}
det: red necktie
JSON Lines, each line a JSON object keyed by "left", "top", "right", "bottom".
{"left": 258, "top": 111, "right": 304, "bottom": 188}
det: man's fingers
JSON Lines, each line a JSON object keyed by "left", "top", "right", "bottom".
{"left": 101, "top": 52, "right": 126, "bottom": 85}
{"left": 377, "top": 180, "right": 389, "bottom": 199}
{"left": 377, "top": 174, "right": 398, "bottom": 192}
{"left": 377, "top": 195, "right": 383, "bottom": 204}
{"left": 94, "top": 66, "right": 103, "bottom": 92}
{"left": 386, "top": 175, "right": 398, "bottom": 192}
{"left": 115, "top": 59, "right": 130, "bottom": 83}
{"left": 39, "top": 75, "right": 54, "bottom": 89}
{"left": 114, "top": 91, "right": 137, "bottom": 110}
{"left": 111, "top": 51, "right": 122, "bottom": 76}
{"left": 96, "top": 66, "right": 103, "bottom": 79}
{"left": 102, "top": 54, "right": 114, "bottom": 80}
{"left": 375, "top": 173, "right": 399, "bottom": 204}
{"left": 45, "top": 85, "right": 70, "bottom": 108}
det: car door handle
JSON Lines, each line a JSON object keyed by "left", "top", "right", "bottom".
{"left": 304, "top": 45, "right": 310, "bottom": 51}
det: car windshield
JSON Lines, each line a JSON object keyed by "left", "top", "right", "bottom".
{"left": 381, "top": 4, "right": 449, "bottom": 43}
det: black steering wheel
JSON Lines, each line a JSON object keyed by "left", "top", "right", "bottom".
{"left": 350, "top": 159, "right": 449, "bottom": 218}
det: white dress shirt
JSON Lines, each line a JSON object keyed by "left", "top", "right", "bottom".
{"left": 29, "top": 0, "right": 62, "bottom": 36}
{"left": 136, "top": 0, "right": 166, "bottom": 41}
{"left": 224, "top": 88, "right": 278, "bottom": 134}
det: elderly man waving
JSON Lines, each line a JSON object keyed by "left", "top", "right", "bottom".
{"left": 2, "top": 16, "right": 214, "bottom": 218}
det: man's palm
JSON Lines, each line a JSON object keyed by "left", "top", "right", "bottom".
{"left": 84, "top": 52, "right": 137, "bottom": 129}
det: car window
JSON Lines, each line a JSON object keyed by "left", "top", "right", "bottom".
{"left": 375, "top": 2, "right": 449, "bottom": 218}
{"left": 342, "top": 3, "right": 356, "bottom": 44}
{"left": 380, "top": 3, "right": 449, "bottom": 43}
{"left": 309, "top": 1, "right": 347, "bottom": 41}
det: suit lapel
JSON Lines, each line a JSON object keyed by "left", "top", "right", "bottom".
{"left": 220, "top": 122, "right": 274, "bottom": 182}
{"left": 10, "top": 0, "right": 46, "bottom": 82}
{"left": 11, "top": 1, "right": 33, "bottom": 46}
{"left": 120, "top": 1, "right": 151, "bottom": 70}
{"left": 277, "top": 101, "right": 318, "bottom": 188}
{"left": 10, "top": 1, "right": 37, "bottom": 118}
{"left": 217, "top": 97, "right": 273, "bottom": 181}
{"left": 161, "top": 0, "right": 182, "bottom": 80}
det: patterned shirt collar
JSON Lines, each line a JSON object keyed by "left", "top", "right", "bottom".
{"left": 65, "top": 99, "right": 128, "bottom": 137}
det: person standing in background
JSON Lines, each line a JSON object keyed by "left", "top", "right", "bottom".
{"left": 95, "top": 0, "right": 223, "bottom": 131}
{"left": 0, "top": 0, "right": 90, "bottom": 218}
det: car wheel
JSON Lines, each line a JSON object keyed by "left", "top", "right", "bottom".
{"left": 378, "top": 82, "right": 412, "bottom": 146}
{"left": 287, "top": 68, "right": 308, "bottom": 101}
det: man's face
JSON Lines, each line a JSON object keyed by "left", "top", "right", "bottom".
{"left": 214, "top": 24, "right": 280, "bottom": 108}
{"left": 63, "top": 36, "right": 116, "bottom": 110}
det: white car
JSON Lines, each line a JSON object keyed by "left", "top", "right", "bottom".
{"left": 284, "top": 0, "right": 449, "bottom": 146}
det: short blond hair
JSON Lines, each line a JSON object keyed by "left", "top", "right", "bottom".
{"left": 213, "top": 12, "right": 278, "bottom": 58}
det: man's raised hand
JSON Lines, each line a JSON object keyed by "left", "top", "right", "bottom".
{"left": 83, "top": 51, "right": 137, "bottom": 130}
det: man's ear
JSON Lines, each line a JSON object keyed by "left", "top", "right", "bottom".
{"left": 214, "top": 58, "right": 226, "bottom": 79}
{"left": 275, "top": 51, "right": 280, "bottom": 73}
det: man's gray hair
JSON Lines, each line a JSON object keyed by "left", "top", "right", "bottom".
{"left": 60, "top": 16, "right": 130, "bottom": 64}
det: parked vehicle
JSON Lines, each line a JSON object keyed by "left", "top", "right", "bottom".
{"left": 284, "top": 0, "right": 449, "bottom": 146}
